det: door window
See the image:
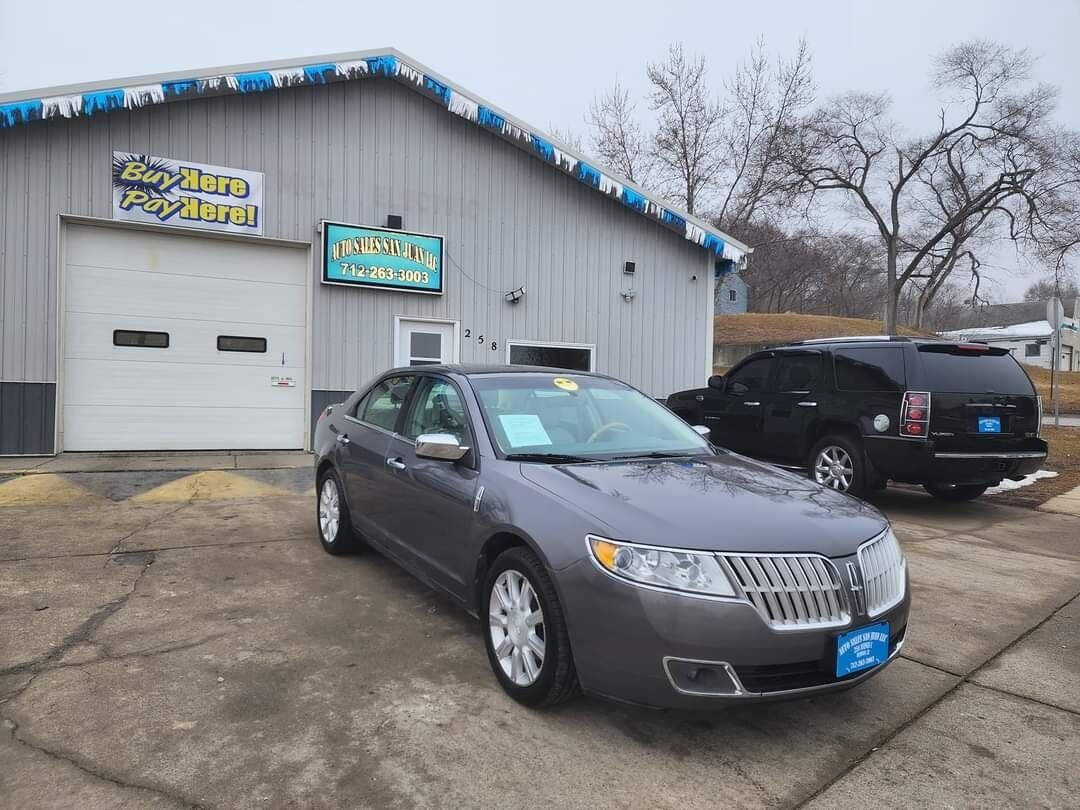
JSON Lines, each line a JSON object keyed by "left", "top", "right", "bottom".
{"left": 404, "top": 378, "right": 470, "bottom": 444}
{"left": 409, "top": 331, "right": 444, "bottom": 366}
{"left": 361, "top": 375, "right": 416, "bottom": 431}
{"left": 725, "top": 357, "right": 774, "bottom": 394}
{"left": 774, "top": 354, "right": 822, "bottom": 392}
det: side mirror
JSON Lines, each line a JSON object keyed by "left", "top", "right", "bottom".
{"left": 707, "top": 374, "right": 726, "bottom": 391}
{"left": 415, "top": 433, "right": 470, "bottom": 461}
{"left": 692, "top": 425, "right": 711, "bottom": 437}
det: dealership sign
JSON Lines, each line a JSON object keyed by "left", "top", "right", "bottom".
{"left": 322, "top": 221, "right": 443, "bottom": 295}
{"left": 111, "top": 152, "right": 264, "bottom": 235}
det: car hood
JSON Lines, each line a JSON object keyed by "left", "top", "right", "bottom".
{"left": 518, "top": 453, "right": 887, "bottom": 558}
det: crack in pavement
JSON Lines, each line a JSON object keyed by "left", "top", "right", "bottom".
{"left": 792, "top": 583, "right": 1080, "bottom": 808}
{"left": 105, "top": 501, "right": 194, "bottom": 563}
{"left": 0, "top": 536, "right": 305, "bottom": 565}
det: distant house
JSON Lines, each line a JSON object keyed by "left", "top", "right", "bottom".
{"left": 937, "top": 298, "right": 1079, "bottom": 372}
{"left": 716, "top": 267, "right": 748, "bottom": 315}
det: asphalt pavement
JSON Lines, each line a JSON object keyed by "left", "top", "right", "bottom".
{"left": 0, "top": 461, "right": 1077, "bottom": 808}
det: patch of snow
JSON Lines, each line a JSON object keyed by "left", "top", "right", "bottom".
{"left": 939, "top": 320, "right": 1053, "bottom": 341}
{"left": 986, "top": 469, "right": 1058, "bottom": 494}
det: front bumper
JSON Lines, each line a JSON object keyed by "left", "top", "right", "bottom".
{"left": 864, "top": 436, "right": 1047, "bottom": 485}
{"left": 556, "top": 556, "right": 910, "bottom": 709}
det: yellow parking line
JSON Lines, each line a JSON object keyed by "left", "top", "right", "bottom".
{"left": 0, "top": 474, "right": 99, "bottom": 507}
{"left": 130, "top": 470, "right": 296, "bottom": 503}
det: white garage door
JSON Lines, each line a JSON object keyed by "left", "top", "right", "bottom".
{"left": 62, "top": 224, "right": 307, "bottom": 451}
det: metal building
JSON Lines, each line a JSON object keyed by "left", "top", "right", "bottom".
{"left": 0, "top": 48, "right": 748, "bottom": 456}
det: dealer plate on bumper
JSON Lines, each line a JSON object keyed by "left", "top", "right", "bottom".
{"left": 836, "top": 622, "right": 890, "bottom": 677}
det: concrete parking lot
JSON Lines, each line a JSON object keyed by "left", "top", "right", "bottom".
{"left": 1, "top": 457, "right": 1078, "bottom": 809}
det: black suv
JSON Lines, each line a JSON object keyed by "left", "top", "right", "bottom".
{"left": 666, "top": 337, "right": 1048, "bottom": 500}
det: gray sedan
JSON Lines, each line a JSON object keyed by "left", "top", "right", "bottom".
{"left": 313, "top": 366, "right": 910, "bottom": 708}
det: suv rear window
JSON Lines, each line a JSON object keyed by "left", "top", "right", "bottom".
{"left": 917, "top": 348, "right": 1035, "bottom": 394}
{"left": 833, "top": 348, "right": 906, "bottom": 392}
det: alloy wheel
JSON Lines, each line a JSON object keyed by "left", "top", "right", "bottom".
{"left": 814, "top": 445, "right": 854, "bottom": 491}
{"left": 489, "top": 569, "right": 546, "bottom": 686}
{"left": 319, "top": 478, "right": 340, "bottom": 543}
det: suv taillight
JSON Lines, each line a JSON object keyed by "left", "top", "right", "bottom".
{"left": 900, "top": 391, "right": 930, "bottom": 438}
{"left": 1036, "top": 395, "right": 1043, "bottom": 437}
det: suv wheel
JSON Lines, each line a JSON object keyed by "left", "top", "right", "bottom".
{"left": 483, "top": 547, "right": 579, "bottom": 708}
{"left": 923, "top": 483, "right": 988, "bottom": 502}
{"left": 316, "top": 469, "right": 364, "bottom": 555}
{"left": 809, "top": 435, "right": 867, "bottom": 497}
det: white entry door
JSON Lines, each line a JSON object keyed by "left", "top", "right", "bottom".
{"left": 395, "top": 318, "right": 458, "bottom": 367}
{"left": 62, "top": 223, "right": 308, "bottom": 451}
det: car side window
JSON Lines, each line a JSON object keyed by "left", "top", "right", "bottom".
{"left": 403, "top": 378, "right": 470, "bottom": 444}
{"left": 361, "top": 375, "right": 416, "bottom": 431}
{"left": 833, "top": 348, "right": 906, "bottom": 392}
{"left": 725, "top": 357, "right": 774, "bottom": 395}
{"left": 775, "top": 354, "right": 822, "bottom": 392}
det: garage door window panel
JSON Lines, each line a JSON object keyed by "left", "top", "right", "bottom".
{"left": 113, "top": 329, "right": 169, "bottom": 348}
{"left": 218, "top": 335, "right": 267, "bottom": 353}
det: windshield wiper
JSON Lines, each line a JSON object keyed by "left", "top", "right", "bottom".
{"left": 607, "top": 451, "right": 693, "bottom": 461}
{"left": 504, "top": 452, "right": 594, "bottom": 464}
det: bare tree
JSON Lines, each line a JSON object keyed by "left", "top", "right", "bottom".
{"left": 585, "top": 80, "right": 653, "bottom": 186}
{"left": 548, "top": 124, "right": 584, "bottom": 152}
{"left": 784, "top": 41, "right": 1066, "bottom": 332}
{"left": 1024, "top": 274, "right": 1080, "bottom": 301}
{"left": 715, "top": 38, "right": 814, "bottom": 230}
{"left": 646, "top": 44, "right": 725, "bottom": 215}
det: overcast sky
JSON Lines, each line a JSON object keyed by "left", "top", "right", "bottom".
{"left": 2, "top": 0, "right": 1078, "bottom": 300}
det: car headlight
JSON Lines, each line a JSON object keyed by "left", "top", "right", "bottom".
{"left": 588, "top": 535, "right": 737, "bottom": 597}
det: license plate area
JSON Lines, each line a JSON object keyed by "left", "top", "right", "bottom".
{"left": 835, "top": 621, "right": 890, "bottom": 677}
{"left": 977, "top": 416, "right": 1002, "bottom": 434}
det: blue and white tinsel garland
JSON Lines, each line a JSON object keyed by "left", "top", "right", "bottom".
{"left": 0, "top": 53, "right": 744, "bottom": 263}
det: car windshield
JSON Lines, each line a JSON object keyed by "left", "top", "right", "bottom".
{"left": 469, "top": 373, "right": 713, "bottom": 461}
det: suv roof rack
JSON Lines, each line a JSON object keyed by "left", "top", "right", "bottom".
{"left": 787, "top": 335, "right": 915, "bottom": 345}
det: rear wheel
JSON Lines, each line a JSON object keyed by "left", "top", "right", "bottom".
{"left": 809, "top": 434, "right": 868, "bottom": 497}
{"left": 316, "top": 469, "right": 364, "bottom": 555}
{"left": 923, "top": 483, "right": 988, "bottom": 501}
{"left": 483, "top": 547, "right": 579, "bottom": 708}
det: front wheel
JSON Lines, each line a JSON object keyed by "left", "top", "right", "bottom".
{"left": 483, "top": 547, "right": 579, "bottom": 708}
{"left": 809, "top": 435, "right": 868, "bottom": 497}
{"left": 923, "top": 483, "right": 989, "bottom": 501}
{"left": 316, "top": 469, "right": 364, "bottom": 555}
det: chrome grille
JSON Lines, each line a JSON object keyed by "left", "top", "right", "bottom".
{"left": 721, "top": 553, "right": 849, "bottom": 630}
{"left": 857, "top": 530, "right": 906, "bottom": 617}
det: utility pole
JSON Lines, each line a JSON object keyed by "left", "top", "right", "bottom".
{"left": 1051, "top": 294, "right": 1063, "bottom": 427}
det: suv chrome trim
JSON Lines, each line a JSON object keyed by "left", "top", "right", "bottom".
{"left": 857, "top": 529, "right": 906, "bottom": 618}
{"left": 933, "top": 451, "right": 1047, "bottom": 459}
{"left": 718, "top": 552, "right": 851, "bottom": 631}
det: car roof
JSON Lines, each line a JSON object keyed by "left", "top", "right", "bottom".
{"left": 383, "top": 364, "right": 609, "bottom": 378}
{"left": 776, "top": 336, "right": 948, "bottom": 350}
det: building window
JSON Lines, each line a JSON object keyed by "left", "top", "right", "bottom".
{"left": 507, "top": 341, "right": 594, "bottom": 371}
{"left": 728, "top": 289, "right": 737, "bottom": 303}
{"left": 1025, "top": 343, "right": 1040, "bottom": 357}
{"left": 113, "top": 329, "right": 169, "bottom": 348}
{"left": 217, "top": 335, "right": 267, "bottom": 353}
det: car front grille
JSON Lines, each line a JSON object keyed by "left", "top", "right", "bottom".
{"left": 720, "top": 553, "right": 849, "bottom": 630}
{"left": 857, "top": 530, "right": 906, "bottom": 617}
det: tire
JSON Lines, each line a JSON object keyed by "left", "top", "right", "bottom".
{"left": 316, "top": 468, "right": 364, "bottom": 555}
{"left": 923, "top": 483, "right": 988, "bottom": 501}
{"left": 482, "top": 547, "right": 579, "bottom": 708}
{"left": 809, "top": 434, "right": 868, "bottom": 497}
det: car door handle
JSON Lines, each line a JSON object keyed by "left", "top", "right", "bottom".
{"left": 743, "top": 401, "right": 761, "bottom": 406}
{"left": 336, "top": 433, "right": 351, "bottom": 445}
{"left": 695, "top": 394, "right": 704, "bottom": 402}
{"left": 386, "top": 457, "right": 407, "bottom": 471}
{"left": 797, "top": 401, "right": 817, "bottom": 407}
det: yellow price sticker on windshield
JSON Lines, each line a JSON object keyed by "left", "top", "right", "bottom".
{"left": 552, "top": 377, "right": 579, "bottom": 392}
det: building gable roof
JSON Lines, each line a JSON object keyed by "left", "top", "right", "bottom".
{"left": 0, "top": 48, "right": 749, "bottom": 263}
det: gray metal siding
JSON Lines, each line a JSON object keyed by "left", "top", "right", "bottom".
{"left": 0, "top": 382, "right": 55, "bottom": 454}
{"left": 0, "top": 79, "right": 709, "bottom": 414}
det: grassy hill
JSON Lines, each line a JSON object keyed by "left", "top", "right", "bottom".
{"left": 714, "top": 313, "right": 927, "bottom": 346}
{"left": 1026, "top": 366, "right": 1080, "bottom": 413}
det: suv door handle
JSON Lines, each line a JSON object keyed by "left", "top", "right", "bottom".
{"left": 386, "top": 457, "right": 407, "bottom": 471}
{"left": 695, "top": 394, "right": 704, "bottom": 402}
{"left": 336, "top": 433, "right": 351, "bottom": 445}
{"left": 743, "top": 401, "right": 761, "bottom": 406}
{"left": 797, "top": 401, "right": 817, "bottom": 407}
